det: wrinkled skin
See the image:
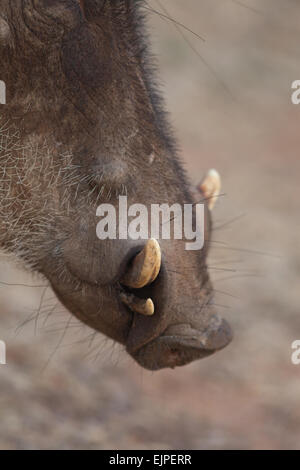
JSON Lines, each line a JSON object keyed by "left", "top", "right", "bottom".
{"left": 0, "top": 0, "right": 232, "bottom": 370}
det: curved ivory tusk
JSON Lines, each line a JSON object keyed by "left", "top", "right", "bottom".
{"left": 121, "top": 238, "right": 161, "bottom": 289}
{"left": 120, "top": 292, "right": 154, "bottom": 316}
{"left": 198, "top": 169, "right": 221, "bottom": 210}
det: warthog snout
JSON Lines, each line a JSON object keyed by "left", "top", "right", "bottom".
{"left": 116, "top": 238, "right": 232, "bottom": 370}
{"left": 0, "top": 0, "right": 232, "bottom": 369}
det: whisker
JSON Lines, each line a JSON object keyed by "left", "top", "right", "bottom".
{"left": 144, "top": 2, "right": 205, "bottom": 42}
{"left": 34, "top": 286, "right": 49, "bottom": 335}
{"left": 231, "top": 0, "right": 262, "bottom": 15}
{"left": 39, "top": 313, "right": 73, "bottom": 374}
{"left": 210, "top": 241, "right": 280, "bottom": 258}
{"left": 148, "top": 0, "right": 235, "bottom": 100}
{"left": 215, "top": 273, "right": 264, "bottom": 283}
{"left": 213, "top": 213, "right": 247, "bottom": 231}
{"left": 210, "top": 302, "right": 230, "bottom": 309}
{"left": 214, "top": 289, "right": 239, "bottom": 299}
{"left": 0, "top": 280, "right": 47, "bottom": 287}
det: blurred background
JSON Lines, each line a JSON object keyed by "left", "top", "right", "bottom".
{"left": 0, "top": 0, "right": 299, "bottom": 449}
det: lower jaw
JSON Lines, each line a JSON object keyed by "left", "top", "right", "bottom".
{"left": 131, "top": 336, "right": 215, "bottom": 371}
{"left": 129, "top": 317, "right": 233, "bottom": 370}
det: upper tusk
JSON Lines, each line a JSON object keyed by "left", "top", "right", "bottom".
{"left": 198, "top": 169, "right": 221, "bottom": 210}
{"left": 121, "top": 238, "right": 161, "bottom": 289}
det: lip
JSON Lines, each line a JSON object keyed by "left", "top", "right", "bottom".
{"left": 133, "top": 337, "right": 215, "bottom": 370}
{"left": 130, "top": 318, "right": 233, "bottom": 370}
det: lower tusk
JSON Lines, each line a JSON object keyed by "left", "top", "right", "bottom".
{"left": 120, "top": 292, "right": 154, "bottom": 316}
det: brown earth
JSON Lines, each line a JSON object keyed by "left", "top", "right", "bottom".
{"left": 0, "top": 0, "right": 299, "bottom": 449}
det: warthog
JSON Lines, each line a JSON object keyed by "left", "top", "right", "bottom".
{"left": 0, "top": 0, "right": 232, "bottom": 370}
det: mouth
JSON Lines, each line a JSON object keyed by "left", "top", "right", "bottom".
{"left": 131, "top": 318, "right": 233, "bottom": 370}
{"left": 116, "top": 239, "right": 233, "bottom": 370}
{"left": 59, "top": 237, "right": 233, "bottom": 370}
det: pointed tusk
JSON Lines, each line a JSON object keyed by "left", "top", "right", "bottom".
{"left": 120, "top": 292, "right": 155, "bottom": 316}
{"left": 121, "top": 239, "right": 161, "bottom": 289}
{"left": 198, "top": 169, "right": 221, "bottom": 210}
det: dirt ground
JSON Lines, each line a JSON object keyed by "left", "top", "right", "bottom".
{"left": 0, "top": 0, "right": 299, "bottom": 449}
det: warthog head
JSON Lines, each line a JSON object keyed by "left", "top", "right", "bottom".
{"left": 0, "top": 0, "right": 232, "bottom": 369}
